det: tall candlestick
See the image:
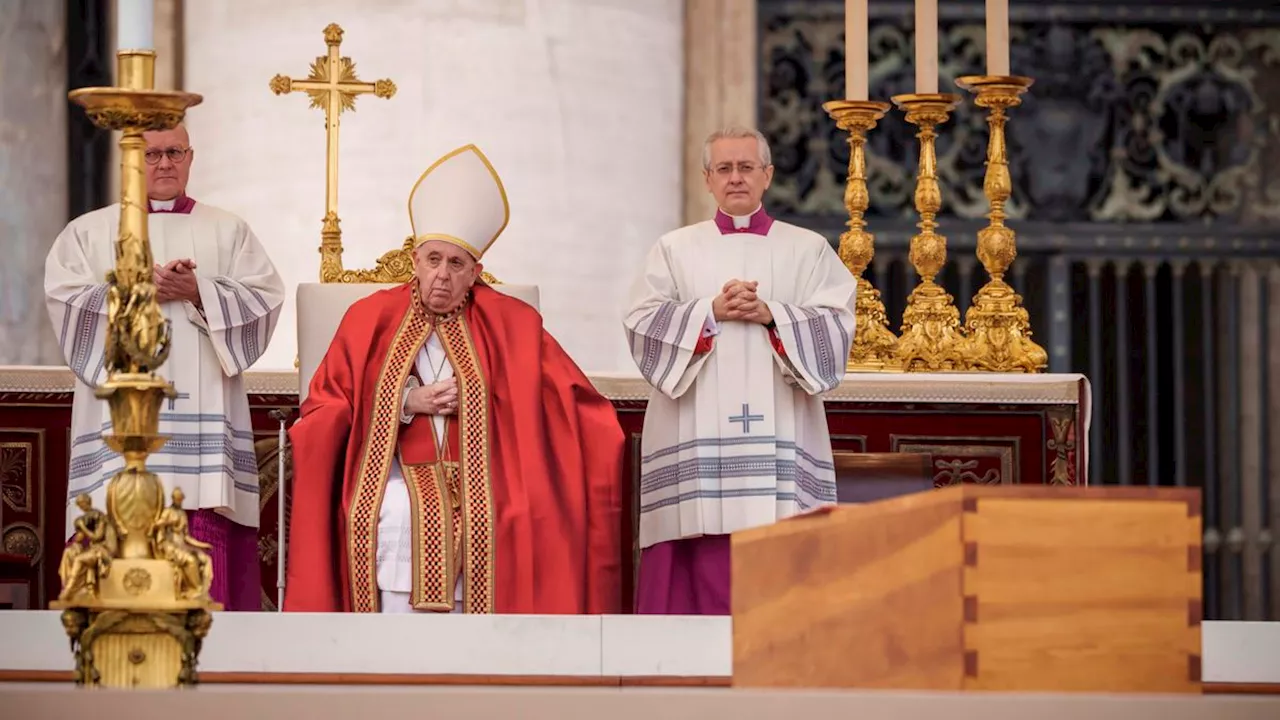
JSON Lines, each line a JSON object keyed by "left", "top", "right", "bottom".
{"left": 891, "top": 92, "right": 963, "bottom": 371}
{"left": 61, "top": 21, "right": 211, "bottom": 688}
{"left": 915, "top": 0, "right": 938, "bottom": 94}
{"left": 824, "top": 99, "right": 898, "bottom": 370}
{"left": 117, "top": 0, "right": 155, "bottom": 51}
{"left": 845, "top": 0, "right": 869, "bottom": 100}
{"left": 986, "top": 0, "right": 1011, "bottom": 76}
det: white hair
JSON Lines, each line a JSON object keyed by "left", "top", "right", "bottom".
{"left": 701, "top": 126, "right": 772, "bottom": 170}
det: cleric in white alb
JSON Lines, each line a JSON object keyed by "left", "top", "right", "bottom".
{"left": 623, "top": 126, "right": 857, "bottom": 615}
{"left": 43, "top": 123, "right": 285, "bottom": 611}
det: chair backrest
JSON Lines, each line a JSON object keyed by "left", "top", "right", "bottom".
{"left": 296, "top": 282, "right": 540, "bottom": 402}
{"left": 833, "top": 452, "right": 935, "bottom": 504}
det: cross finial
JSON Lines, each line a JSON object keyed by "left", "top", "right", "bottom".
{"left": 323, "top": 23, "right": 343, "bottom": 46}
{"left": 270, "top": 24, "right": 396, "bottom": 282}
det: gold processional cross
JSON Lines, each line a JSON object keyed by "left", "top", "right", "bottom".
{"left": 270, "top": 23, "right": 396, "bottom": 282}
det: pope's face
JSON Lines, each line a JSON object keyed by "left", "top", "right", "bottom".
{"left": 704, "top": 137, "right": 773, "bottom": 216}
{"left": 413, "top": 240, "right": 481, "bottom": 315}
{"left": 143, "top": 125, "right": 193, "bottom": 201}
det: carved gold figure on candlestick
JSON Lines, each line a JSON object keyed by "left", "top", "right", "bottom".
{"left": 890, "top": 93, "right": 965, "bottom": 371}
{"left": 270, "top": 23, "right": 396, "bottom": 283}
{"left": 955, "top": 75, "right": 1047, "bottom": 373}
{"left": 823, "top": 99, "right": 901, "bottom": 371}
{"left": 52, "top": 48, "right": 218, "bottom": 690}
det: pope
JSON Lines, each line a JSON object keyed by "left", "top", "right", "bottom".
{"left": 285, "top": 145, "right": 625, "bottom": 614}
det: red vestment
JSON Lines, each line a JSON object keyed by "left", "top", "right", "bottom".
{"left": 284, "top": 283, "right": 624, "bottom": 613}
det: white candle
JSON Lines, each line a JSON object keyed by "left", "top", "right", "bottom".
{"left": 986, "top": 0, "right": 1010, "bottom": 76}
{"left": 915, "top": 0, "right": 938, "bottom": 94}
{"left": 117, "top": 0, "right": 155, "bottom": 51}
{"left": 846, "top": 0, "right": 869, "bottom": 100}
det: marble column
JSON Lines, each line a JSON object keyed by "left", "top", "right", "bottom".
{"left": 181, "top": 0, "right": 684, "bottom": 373}
{"left": 0, "top": 1, "right": 66, "bottom": 365}
{"left": 682, "top": 0, "right": 757, "bottom": 225}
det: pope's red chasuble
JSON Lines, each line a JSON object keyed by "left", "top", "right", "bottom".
{"left": 285, "top": 282, "right": 624, "bottom": 614}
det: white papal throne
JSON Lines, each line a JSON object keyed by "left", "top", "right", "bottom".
{"left": 296, "top": 279, "right": 541, "bottom": 401}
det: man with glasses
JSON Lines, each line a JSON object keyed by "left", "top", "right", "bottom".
{"left": 44, "top": 122, "right": 285, "bottom": 612}
{"left": 623, "top": 126, "right": 857, "bottom": 615}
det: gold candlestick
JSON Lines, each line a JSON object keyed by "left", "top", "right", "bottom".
{"left": 822, "top": 99, "right": 900, "bottom": 371}
{"left": 53, "top": 50, "right": 218, "bottom": 689}
{"left": 955, "top": 75, "right": 1047, "bottom": 373}
{"left": 890, "top": 93, "right": 965, "bottom": 371}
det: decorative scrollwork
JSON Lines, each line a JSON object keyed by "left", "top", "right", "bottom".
{"left": 333, "top": 236, "right": 502, "bottom": 285}
{"left": 2, "top": 524, "right": 40, "bottom": 560}
{"left": 934, "top": 458, "right": 1001, "bottom": 486}
{"left": 84, "top": 109, "right": 185, "bottom": 132}
{"left": 0, "top": 442, "right": 32, "bottom": 513}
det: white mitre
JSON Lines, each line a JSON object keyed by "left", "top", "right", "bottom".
{"left": 408, "top": 144, "right": 510, "bottom": 259}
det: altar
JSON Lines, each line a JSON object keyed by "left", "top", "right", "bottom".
{"left": 0, "top": 365, "right": 1089, "bottom": 612}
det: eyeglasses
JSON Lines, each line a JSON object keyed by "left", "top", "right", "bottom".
{"left": 711, "top": 162, "right": 762, "bottom": 176}
{"left": 144, "top": 147, "right": 191, "bottom": 165}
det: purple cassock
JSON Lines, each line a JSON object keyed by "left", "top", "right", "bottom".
{"left": 634, "top": 206, "right": 775, "bottom": 616}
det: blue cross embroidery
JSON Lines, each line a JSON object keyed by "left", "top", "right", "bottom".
{"left": 729, "top": 403, "right": 765, "bottom": 433}
{"left": 167, "top": 391, "right": 191, "bottom": 410}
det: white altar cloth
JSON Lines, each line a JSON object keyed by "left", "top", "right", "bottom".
{"left": 0, "top": 366, "right": 1091, "bottom": 407}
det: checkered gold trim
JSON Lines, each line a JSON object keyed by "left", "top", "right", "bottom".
{"left": 437, "top": 313, "right": 496, "bottom": 613}
{"left": 344, "top": 304, "right": 432, "bottom": 613}
{"left": 404, "top": 461, "right": 459, "bottom": 611}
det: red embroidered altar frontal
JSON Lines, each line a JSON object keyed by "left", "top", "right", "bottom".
{"left": 0, "top": 367, "right": 1089, "bottom": 613}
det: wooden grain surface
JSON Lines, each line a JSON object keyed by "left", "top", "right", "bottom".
{"left": 731, "top": 489, "right": 966, "bottom": 689}
{"left": 730, "top": 485, "right": 1203, "bottom": 693}
{"left": 962, "top": 495, "right": 1201, "bottom": 693}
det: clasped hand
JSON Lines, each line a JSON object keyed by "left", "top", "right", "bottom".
{"left": 154, "top": 259, "right": 201, "bottom": 305}
{"left": 407, "top": 377, "right": 459, "bottom": 416}
{"left": 712, "top": 279, "right": 773, "bottom": 326}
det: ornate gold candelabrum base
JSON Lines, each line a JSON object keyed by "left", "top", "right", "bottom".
{"left": 955, "top": 75, "right": 1047, "bottom": 373}
{"left": 52, "top": 50, "right": 218, "bottom": 690}
{"left": 823, "top": 99, "right": 901, "bottom": 372}
{"left": 891, "top": 93, "right": 965, "bottom": 372}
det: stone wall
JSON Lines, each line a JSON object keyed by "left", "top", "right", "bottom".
{"left": 0, "top": 1, "right": 65, "bottom": 365}
{"left": 182, "top": 0, "right": 684, "bottom": 372}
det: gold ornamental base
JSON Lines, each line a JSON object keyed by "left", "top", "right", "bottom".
{"left": 52, "top": 376, "right": 222, "bottom": 688}
{"left": 53, "top": 558, "right": 218, "bottom": 688}
{"left": 53, "top": 556, "right": 220, "bottom": 681}
{"left": 848, "top": 275, "right": 902, "bottom": 371}
{"left": 959, "top": 279, "right": 1047, "bottom": 372}
{"left": 56, "top": 606, "right": 215, "bottom": 689}
{"left": 896, "top": 281, "right": 965, "bottom": 371}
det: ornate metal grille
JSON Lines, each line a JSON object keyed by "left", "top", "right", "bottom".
{"left": 758, "top": 0, "right": 1280, "bottom": 622}
{"left": 66, "top": 0, "right": 112, "bottom": 221}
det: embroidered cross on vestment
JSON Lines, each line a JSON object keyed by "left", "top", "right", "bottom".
{"left": 729, "top": 403, "right": 765, "bottom": 433}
